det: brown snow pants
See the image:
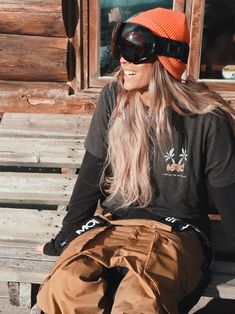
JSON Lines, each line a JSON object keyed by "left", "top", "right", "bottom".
{"left": 37, "top": 217, "right": 205, "bottom": 314}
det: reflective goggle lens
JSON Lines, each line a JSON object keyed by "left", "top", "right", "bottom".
{"left": 112, "top": 23, "right": 156, "bottom": 64}
{"left": 112, "top": 22, "right": 189, "bottom": 64}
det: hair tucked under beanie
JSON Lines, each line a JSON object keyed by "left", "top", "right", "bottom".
{"left": 128, "top": 8, "right": 190, "bottom": 80}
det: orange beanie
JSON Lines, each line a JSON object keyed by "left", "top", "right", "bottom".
{"left": 128, "top": 8, "right": 190, "bottom": 80}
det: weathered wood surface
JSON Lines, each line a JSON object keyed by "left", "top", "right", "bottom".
{"left": 8, "top": 282, "right": 32, "bottom": 308}
{"left": 0, "top": 81, "right": 98, "bottom": 115}
{"left": 173, "top": 0, "right": 185, "bottom": 12}
{"left": 0, "top": 81, "right": 69, "bottom": 97}
{"left": 0, "top": 249, "right": 56, "bottom": 284}
{"left": 0, "top": 137, "right": 85, "bottom": 168}
{"left": 0, "top": 94, "right": 97, "bottom": 114}
{"left": 0, "top": 172, "right": 77, "bottom": 205}
{"left": 0, "top": 208, "right": 64, "bottom": 243}
{"left": 0, "top": 0, "right": 63, "bottom": 11}
{"left": 0, "top": 113, "right": 92, "bottom": 138}
{"left": 0, "top": 34, "right": 67, "bottom": 81}
{"left": 0, "top": 10, "right": 66, "bottom": 37}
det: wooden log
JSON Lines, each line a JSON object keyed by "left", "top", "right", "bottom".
{"left": 0, "top": 0, "right": 79, "bottom": 38}
{"left": 0, "top": 0, "right": 62, "bottom": 12}
{"left": 0, "top": 81, "right": 69, "bottom": 97}
{"left": 0, "top": 81, "right": 98, "bottom": 114}
{"left": 0, "top": 12, "right": 66, "bottom": 37}
{"left": 0, "top": 94, "right": 97, "bottom": 114}
{"left": 0, "top": 34, "right": 68, "bottom": 82}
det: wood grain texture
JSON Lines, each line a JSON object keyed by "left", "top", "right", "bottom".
{"left": 0, "top": 11, "right": 66, "bottom": 37}
{"left": 0, "top": 172, "right": 77, "bottom": 205}
{"left": 187, "top": 0, "right": 205, "bottom": 80}
{"left": 0, "top": 137, "right": 85, "bottom": 168}
{"left": 0, "top": 34, "right": 67, "bottom": 81}
{"left": 0, "top": 208, "right": 64, "bottom": 243}
{"left": 173, "top": 0, "right": 185, "bottom": 12}
{"left": 0, "top": 112, "right": 92, "bottom": 138}
{"left": 0, "top": 81, "right": 98, "bottom": 114}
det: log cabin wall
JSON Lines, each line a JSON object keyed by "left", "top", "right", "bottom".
{"left": 0, "top": 0, "right": 96, "bottom": 115}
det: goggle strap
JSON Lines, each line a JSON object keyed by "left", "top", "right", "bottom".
{"left": 154, "top": 36, "right": 189, "bottom": 63}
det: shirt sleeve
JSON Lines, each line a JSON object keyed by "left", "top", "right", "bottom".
{"left": 84, "top": 82, "right": 117, "bottom": 159}
{"left": 43, "top": 150, "right": 104, "bottom": 256}
{"left": 210, "top": 183, "right": 235, "bottom": 247}
{"left": 205, "top": 114, "right": 235, "bottom": 187}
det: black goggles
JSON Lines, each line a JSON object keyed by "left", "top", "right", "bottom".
{"left": 112, "top": 22, "right": 189, "bottom": 64}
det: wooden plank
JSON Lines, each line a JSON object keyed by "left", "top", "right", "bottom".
{"left": 0, "top": 137, "right": 85, "bottom": 168}
{"left": 0, "top": 241, "right": 57, "bottom": 262}
{"left": 173, "top": 0, "right": 185, "bottom": 12}
{"left": 187, "top": 0, "right": 205, "bottom": 80}
{"left": 0, "top": 113, "right": 91, "bottom": 138}
{"left": 0, "top": 172, "right": 77, "bottom": 205}
{"left": 0, "top": 208, "right": 64, "bottom": 243}
{"left": 0, "top": 256, "right": 54, "bottom": 284}
{"left": 0, "top": 242, "right": 56, "bottom": 284}
{"left": 0, "top": 34, "right": 67, "bottom": 82}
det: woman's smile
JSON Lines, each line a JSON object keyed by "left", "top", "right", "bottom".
{"left": 120, "top": 57, "right": 155, "bottom": 92}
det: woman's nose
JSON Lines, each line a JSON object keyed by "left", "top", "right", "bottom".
{"left": 120, "top": 57, "right": 129, "bottom": 64}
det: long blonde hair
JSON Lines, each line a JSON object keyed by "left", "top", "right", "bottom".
{"left": 103, "top": 60, "right": 235, "bottom": 208}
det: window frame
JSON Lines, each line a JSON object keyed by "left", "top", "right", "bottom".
{"left": 186, "top": 0, "right": 235, "bottom": 94}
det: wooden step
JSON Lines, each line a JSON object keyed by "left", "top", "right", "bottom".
{"left": 0, "top": 137, "right": 85, "bottom": 168}
{"left": 0, "top": 207, "right": 64, "bottom": 243}
{"left": 0, "top": 113, "right": 92, "bottom": 138}
{"left": 0, "top": 172, "right": 77, "bottom": 205}
{"left": 0, "top": 242, "right": 56, "bottom": 284}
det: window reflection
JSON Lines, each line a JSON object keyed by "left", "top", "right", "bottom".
{"left": 200, "top": 0, "right": 235, "bottom": 80}
{"left": 100, "top": 0, "right": 173, "bottom": 77}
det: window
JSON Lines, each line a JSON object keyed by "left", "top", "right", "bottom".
{"left": 200, "top": 0, "right": 235, "bottom": 80}
{"left": 88, "top": 0, "right": 174, "bottom": 88}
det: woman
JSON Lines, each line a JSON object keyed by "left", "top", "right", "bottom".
{"left": 37, "top": 8, "right": 235, "bottom": 314}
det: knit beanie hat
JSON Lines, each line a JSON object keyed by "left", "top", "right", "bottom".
{"left": 128, "top": 8, "right": 190, "bottom": 80}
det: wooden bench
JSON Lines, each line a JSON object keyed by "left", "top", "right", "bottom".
{"left": 0, "top": 112, "right": 91, "bottom": 312}
{"left": 0, "top": 113, "right": 234, "bottom": 313}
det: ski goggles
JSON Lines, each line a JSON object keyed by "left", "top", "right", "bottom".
{"left": 112, "top": 22, "right": 189, "bottom": 64}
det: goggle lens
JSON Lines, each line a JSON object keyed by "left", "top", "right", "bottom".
{"left": 112, "top": 23, "right": 156, "bottom": 64}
